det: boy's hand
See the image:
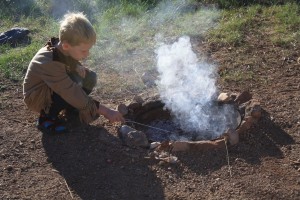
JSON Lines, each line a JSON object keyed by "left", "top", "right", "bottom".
{"left": 76, "top": 65, "right": 87, "bottom": 78}
{"left": 98, "top": 105, "right": 125, "bottom": 123}
{"left": 104, "top": 109, "right": 125, "bottom": 123}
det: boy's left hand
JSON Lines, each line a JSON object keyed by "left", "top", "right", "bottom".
{"left": 76, "top": 65, "right": 88, "bottom": 78}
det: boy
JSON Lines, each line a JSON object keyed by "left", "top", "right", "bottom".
{"left": 23, "top": 12, "right": 124, "bottom": 133}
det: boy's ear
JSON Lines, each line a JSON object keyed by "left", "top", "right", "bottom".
{"left": 61, "top": 41, "right": 71, "bottom": 50}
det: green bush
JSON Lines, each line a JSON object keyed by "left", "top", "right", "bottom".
{"left": 0, "top": 0, "right": 44, "bottom": 19}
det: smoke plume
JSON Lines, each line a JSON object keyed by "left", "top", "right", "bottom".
{"left": 156, "top": 36, "right": 236, "bottom": 140}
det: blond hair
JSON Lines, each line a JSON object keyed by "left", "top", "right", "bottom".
{"left": 59, "top": 12, "right": 96, "bottom": 46}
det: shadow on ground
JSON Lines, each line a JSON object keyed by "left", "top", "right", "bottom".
{"left": 42, "top": 125, "right": 164, "bottom": 200}
{"left": 233, "top": 109, "right": 295, "bottom": 161}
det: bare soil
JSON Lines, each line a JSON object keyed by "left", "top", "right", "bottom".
{"left": 1, "top": 21, "right": 300, "bottom": 199}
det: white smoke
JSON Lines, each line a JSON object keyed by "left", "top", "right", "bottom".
{"left": 156, "top": 36, "right": 236, "bottom": 140}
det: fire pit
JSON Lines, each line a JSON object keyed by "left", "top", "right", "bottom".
{"left": 118, "top": 91, "right": 261, "bottom": 152}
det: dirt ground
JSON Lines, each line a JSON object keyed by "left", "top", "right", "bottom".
{"left": 1, "top": 22, "right": 300, "bottom": 199}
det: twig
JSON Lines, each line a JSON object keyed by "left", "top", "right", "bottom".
{"left": 224, "top": 139, "right": 232, "bottom": 178}
{"left": 11, "top": 119, "right": 22, "bottom": 123}
{"left": 64, "top": 179, "right": 74, "bottom": 199}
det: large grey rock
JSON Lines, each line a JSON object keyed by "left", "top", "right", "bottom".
{"left": 118, "top": 125, "right": 149, "bottom": 148}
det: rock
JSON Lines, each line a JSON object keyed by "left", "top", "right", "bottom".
{"left": 141, "top": 70, "right": 157, "bottom": 88}
{"left": 156, "top": 141, "right": 172, "bottom": 151}
{"left": 237, "top": 116, "right": 255, "bottom": 135}
{"left": 118, "top": 125, "right": 149, "bottom": 148}
{"left": 126, "top": 96, "right": 144, "bottom": 112}
{"left": 224, "top": 129, "right": 239, "bottom": 145}
{"left": 171, "top": 140, "right": 226, "bottom": 152}
{"left": 158, "top": 155, "right": 178, "bottom": 164}
{"left": 234, "top": 91, "right": 252, "bottom": 105}
{"left": 5, "top": 165, "right": 13, "bottom": 171}
{"left": 217, "top": 93, "right": 231, "bottom": 103}
{"left": 150, "top": 142, "right": 161, "bottom": 149}
{"left": 119, "top": 125, "right": 136, "bottom": 135}
{"left": 117, "top": 103, "right": 128, "bottom": 116}
{"left": 172, "top": 141, "right": 190, "bottom": 151}
{"left": 247, "top": 100, "right": 262, "bottom": 119}
{"left": 132, "top": 95, "right": 144, "bottom": 104}
{"left": 125, "top": 131, "right": 149, "bottom": 148}
{"left": 127, "top": 102, "right": 142, "bottom": 112}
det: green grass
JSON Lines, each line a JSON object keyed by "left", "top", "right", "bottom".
{"left": 92, "top": 2, "right": 220, "bottom": 75}
{"left": 207, "top": 2, "right": 300, "bottom": 46}
{"left": 207, "top": 5, "right": 263, "bottom": 45}
{"left": 0, "top": 15, "right": 57, "bottom": 80}
{"left": 264, "top": 3, "right": 300, "bottom": 45}
{"left": 0, "top": 45, "right": 35, "bottom": 80}
{"left": 1, "top": 0, "right": 300, "bottom": 86}
{"left": 196, "top": 0, "right": 296, "bottom": 8}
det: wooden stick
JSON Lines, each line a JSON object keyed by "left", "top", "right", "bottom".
{"left": 224, "top": 139, "right": 232, "bottom": 178}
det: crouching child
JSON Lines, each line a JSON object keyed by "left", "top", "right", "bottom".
{"left": 23, "top": 12, "right": 124, "bottom": 133}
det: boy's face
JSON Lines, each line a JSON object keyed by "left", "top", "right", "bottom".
{"left": 62, "top": 42, "right": 94, "bottom": 61}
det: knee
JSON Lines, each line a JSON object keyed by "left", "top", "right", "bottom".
{"left": 83, "top": 70, "right": 97, "bottom": 91}
{"left": 88, "top": 71, "right": 97, "bottom": 87}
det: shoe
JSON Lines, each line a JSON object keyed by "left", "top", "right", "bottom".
{"left": 36, "top": 113, "right": 67, "bottom": 134}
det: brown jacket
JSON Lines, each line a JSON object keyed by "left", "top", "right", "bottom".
{"left": 23, "top": 39, "right": 97, "bottom": 124}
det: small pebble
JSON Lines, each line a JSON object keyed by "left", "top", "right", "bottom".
{"left": 6, "top": 165, "right": 13, "bottom": 171}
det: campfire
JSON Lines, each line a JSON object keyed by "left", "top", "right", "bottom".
{"left": 118, "top": 90, "right": 261, "bottom": 152}
{"left": 117, "top": 37, "right": 262, "bottom": 156}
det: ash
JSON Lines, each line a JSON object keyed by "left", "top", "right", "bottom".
{"left": 145, "top": 119, "right": 206, "bottom": 142}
